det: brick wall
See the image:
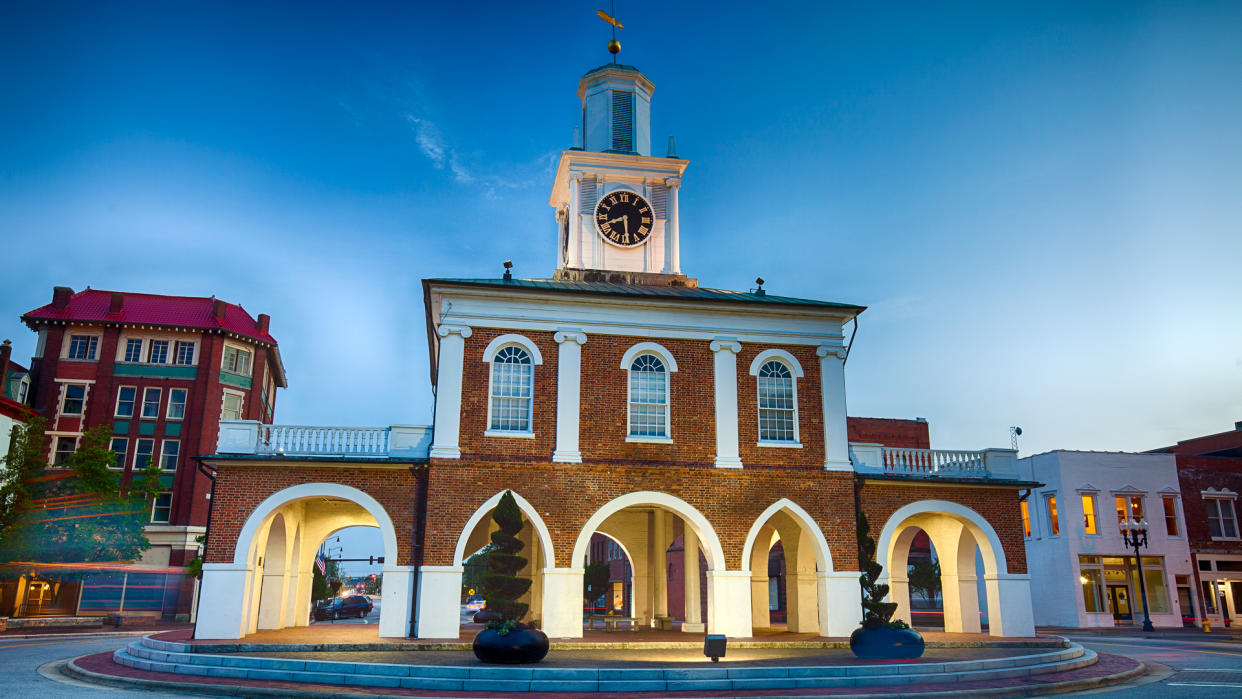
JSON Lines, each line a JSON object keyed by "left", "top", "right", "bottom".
{"left": 737, "top": 344, "right": 824, "bottom": 467}
{"left": 458, "top": 328, "right": 559, "bottom": 460}
{"left": 1176, "top": 455, "right": 1242, "bottom": 555}
{"left": 847, "top": 417, "right": 930, "bottom": 449}
{"left": 203, "top": 464, "right": 421, "bottom": 566}
{"left": 857, "top": 480, "right": 1028, "bottom": 574}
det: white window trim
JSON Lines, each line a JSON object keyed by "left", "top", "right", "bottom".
{"left": 221, "top": 388, "right": 245, "bottom": 420}
{"left": 1112, "top": 491, "right": 1148, "bottom": 532}
{"left": 1045, "top": 492, "right": 1061, "bottom": 537}
{"left": 1203, "top": 489, "right": 1240, "bottom": 541}
{"left": 115, "top": 385, "right": 137, "bottom": 418}
{"left": 116, "top": 331, "right": 202, "bottom": 366}
{"left": 482, "top": 339, "right": 539, "bottom": 436}
{"left": 49, "top": 434, "right": 80, "bottom": 467}
{"left": 64, "top": 332, "right": 102, "bottom": 361}
{"left": 1077, "top": 492, "right": 1100, "bottom": 536}
{"left": 140, "top": 387, "right": 162, "bottom": 419}
{"left": 133, "top": 438, "right": 156, "bottom": 471}
{"left": 159, "top": 439, "right": 180, "bottom": 471}
{"left": 482, "top": 334, "right": 545, "bottom": 365}
{"left": 166, "top": 388, "right": 188, "bottom": 420}
{"left": 58, "top": 381, "right": 91, "bottom": 417}
{"left": 751, "top": 353, "right": 802, "bottom": 447}
{"left": 622, "top": 344, "right": 676, "bottom": 441}
{"left": 108, "top": 437, "right": 129, "bottom": 471}
{"left": 221, "top": 341, "right": 254, "bottom": 377}
{"left": 146, "top": 338, "right": 171, "bottom": 364}
{"left": 172, "top": 339, "right": 198, "bottom": 366}
{"left": 150, "top": 492, "right": 173, "bottom": 524}
{"left": 121, "top": 337, "right": 145, "bottom": 363}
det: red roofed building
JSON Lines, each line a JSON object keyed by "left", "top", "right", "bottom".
{"left": 3, "top": 286, "right": 285, "bottom": 622}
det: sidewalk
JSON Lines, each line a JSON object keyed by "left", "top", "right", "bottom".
{"left": 0, "top": 620, "right": 193, "bottom": 639}
{"left": 1039, "top": 624, "right": 1242, "bottom": 642}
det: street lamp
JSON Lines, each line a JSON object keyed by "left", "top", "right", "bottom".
{"left": 1119, "top": 518, "right": 1155, "bottom": 632}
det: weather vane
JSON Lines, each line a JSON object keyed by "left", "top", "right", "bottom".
{"left": 597, "top": 2, "right": 623, "bottom": 63}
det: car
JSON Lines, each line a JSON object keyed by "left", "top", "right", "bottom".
{"left": 464, "top": 596, "right": 485, "bottom": 612}
{"left": 312, "top": 594, "right": 373, "bottom": 621}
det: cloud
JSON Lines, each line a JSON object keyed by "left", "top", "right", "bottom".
{"left": 403, "top": 113, "right": 557, "bottom": 197}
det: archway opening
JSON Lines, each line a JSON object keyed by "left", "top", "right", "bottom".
{"left": 585, "top": 532, "right": 636, "bottom": 621}
{"left": 903, "top": 529, "right": 943, "bottom": 631}
{"left": 455, "top": 497, "right": 551, "bottom": 631}
{"left": 744, "top": 506, "right": 826, "bottom": 636}
{"left": 308, "top": 524, "right": 384, "bottom": 626}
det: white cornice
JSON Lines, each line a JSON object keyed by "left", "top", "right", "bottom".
{"left": 550, "top": 151, "right": 689, "bottom": 207}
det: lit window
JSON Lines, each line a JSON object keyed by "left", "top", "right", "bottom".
{"left": 222, "top": 346, "right": 252, "bottom": 375}
{"left": 167, "top": 388, "right": 187, "bottom": 419}
{"left": 67, "top": 335, "right": 98, "bottom": 360}
{"left": 173, "top": 341, "right": 195, "bottom": 365}
{"left": 124, "top": 338, "right": 143, "bottom": 362}
{"left": 221, "top": 392, "right": 243, "bottom": 420}
{"left": 488, "top": 346, "right": 533, "bottom": 432}
{"left": 1046, "top": 495, "right": 1060, "bottom": 535}
{"left": 159, "top": 440, "right": 179, "bottom": 471}
{"left": 1081, "top": 495, "right": 1097, "bottom": 534}
{"left": 1207, "top": 499, "right": 1239, "bottom": 539}
{"left": 115, "top": 386, "right": 136, "bottom": 417}
{"left": 1115, "top": 495, "right": 1145, "bottom": 530}
{"left": 151, "top": 492, "right": 172, "bottom": 523}
{"left": 757, "top": 360, "right": 796, "bottom": 442}
{"left": 134, "top": 438, "right": 155, "bottom": 470}
{"left": 53, "top": 436, "right": 77, "bottom": 465}
{"left": 1163, "top": 496, "right": 1179, "bottom": 536}
{"left": 60, "top": 384, "right": 86, "bottom": 416}
{"left": 148, "top": 340, "right": 169, "bottom": 364}
{"left": 1020, "top": 500, "right": 1031, "bottom": 537}
{"left": 109, "top": 437, "right": 129, "bottom": 470}
{"left": 628, "top": 354, "right": 668, "bottom": 437}
{"left": 141, "top": 388, "right": 161, "bottom": 418}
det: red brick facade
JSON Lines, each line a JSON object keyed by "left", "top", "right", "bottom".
{"left": 847, "top": 417, "right": 930, "bottom": 449}
{"left": 1176, "top": 455, "right": 1242, "bottom": 556}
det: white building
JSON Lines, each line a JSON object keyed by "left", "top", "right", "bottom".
{"left": 1018, "top": 451, "right": 1195, "bottom": 629}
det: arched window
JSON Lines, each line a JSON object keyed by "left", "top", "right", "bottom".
{"left": 628, "top": 354, "right": 668, "bottom": 438}
{"left": 757, "top": 360, "right": 796, "bottom": 443}
{"left": 489, "top": 345, "right": 533, "bottom": 432}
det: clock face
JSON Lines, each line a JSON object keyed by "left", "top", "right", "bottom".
{"left": 594, "top": 189, "right": 654, "bottom": 248}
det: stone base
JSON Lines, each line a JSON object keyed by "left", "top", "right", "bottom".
{"left": 680, "top": 622, "right": 705, "bottom": 632}
{"left": 553, "top": 268, "right": 698, "bottom": 288}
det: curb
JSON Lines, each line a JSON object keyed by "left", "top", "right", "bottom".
{"left": 175, "top": 638, "right": 1067, "bottom": 653}
{"left": 64, "top": 652, "right": 1148, "bottom": 699}
{"left": 0, "top": 630, "right": 159, "bottom": 640}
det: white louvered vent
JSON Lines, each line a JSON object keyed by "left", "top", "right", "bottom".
{"left": 578, "top": 178, "right": 598, "bottom": 210}
{"left": 610, "top": 90, "right": 634, "bottom": 152}
{"left": 650, "top": 186, "right": 667, "bottom": 219}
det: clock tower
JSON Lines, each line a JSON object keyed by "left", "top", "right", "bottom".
{"left": 549, "top": 64, "right": 694, "bottom": 286}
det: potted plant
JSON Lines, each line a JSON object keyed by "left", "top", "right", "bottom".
{"left": 471, "top": 491, "right": 549, "bottom": 664}
{"left": 850, "top": 512, "right": 925, "bottom": 660}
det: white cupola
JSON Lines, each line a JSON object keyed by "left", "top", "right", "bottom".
{"left": 578, "top": 64, "right": 653, "bottom": 156}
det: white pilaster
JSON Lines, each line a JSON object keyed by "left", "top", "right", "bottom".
{"left": 818, "top": 570, "right": 863, "bottom": 637}
{"left": 682, "top": 526, "right": 704, "bottom": 632}
{"left": 888, "top": 574, "right": 912, "bottom": 626}
{"left": 542, "top": 567, "right": 585, "bottom": 637}
{"left": 430, "top": 325, "right": 472, "bottom": 459}
{"left": 552, "top": 330, "right": 587, "bottom": 463}
{"left": 985, "top": 573, "right": 1036, "bottom": 637}
{"left": 651, "top": 510, "right": 668, "bottom": 621}
{"left": 566, "top": 173, "right": 583, "bottom": 269}
{"left": 786, "top": 572, "right": 820, "bottom": 633}
{"left": 942, "top": 573, "right": 982, "bottom": 633}
{"left": 816, "top": 345, "right": 851, "bottom": 471}
{"left": 415, "top": 565, "right": 463, "bottom": 638}
{"left": 194, "top": 564, "right": 250, "bottom": 639}
{"left": 378, "top": 565, "right": 415, "bottom": 638}
{"left": 706, "top": 570, "right": 753, "bottom": 638}
{"left": 750, "top": 573, "right": 770, "bottom": 629}
{"left": 710, "top": 338, "right": 743, "bottom": 469}
{"left": 662, "top": 179, "right": 681, "bottom": 274}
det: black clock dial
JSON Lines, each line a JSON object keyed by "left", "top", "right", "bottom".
{"left": 594, "top": 190, "right": 654, "bottom": 248}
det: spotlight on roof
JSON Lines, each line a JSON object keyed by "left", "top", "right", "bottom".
{"left": 754, "top": 277, "right": 766, "bottom": 296}
{"left": 503, "top": 260, "right": 513, "bottom": 281}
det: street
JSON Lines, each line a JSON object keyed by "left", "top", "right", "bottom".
{"left": 309, "top": 597, "right": 382, "bottom": 626}
{"left": 1068, "top": 634, "right": 1242, "bottom": 698}
{"left": 0, "top": 633, "right": 185, "bottom": 697}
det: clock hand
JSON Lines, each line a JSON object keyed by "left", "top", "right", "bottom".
{"left": 606, "top": 216, "right": 625, "bottom": 225}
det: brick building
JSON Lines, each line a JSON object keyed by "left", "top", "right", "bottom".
{"left": 195, "top": 62, "right": 1037, "bottom": 641}
{"left": 0, "top": 287, "right": 283, "bottom": 621}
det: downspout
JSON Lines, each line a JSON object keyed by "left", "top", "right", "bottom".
{"left": 409, "top": 463, "right": 428, "bottom": 637}
{"left": 191, "top": 457, "right": 216, "bottom": 637}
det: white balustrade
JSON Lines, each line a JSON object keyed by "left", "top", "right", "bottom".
{"left": 880, "top": 447, "right": 988, "bottom": 478}
{"left": 215, "top": 421, "right": 431, "bottom": 459}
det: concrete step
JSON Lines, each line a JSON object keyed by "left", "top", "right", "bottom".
{"left": 110, "top": 636, "right": 1097, "bottom": 692}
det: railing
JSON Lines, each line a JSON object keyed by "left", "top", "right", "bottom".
{"left": 215, "top": 421, "right": 431, "bottom": 459}
{"left": 849, "top": 443, "right": 1019, "bottom": 480}
{"left": 261, "top": 425, "right": 389, "bottom": 456}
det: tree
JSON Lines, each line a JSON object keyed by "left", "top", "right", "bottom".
{"left": 907, "top": 559, "right": 941, "bottom": 605}
{"left": 856, "top": 511, "right": 907, "bottom": 629}
{"left": 480, "top": 490, "right": 530, "bottom": 625}
{"left": 0, "top": 416, "right": 47, "bottom": 549}
{"left": 311, "top": 556, "right": 341, "bottom": 602}
{"left": 582, "top": 561, "right": 611, "bottom": 609}
{"left": 0, "top": 424, "right": 162, "bottom": 565}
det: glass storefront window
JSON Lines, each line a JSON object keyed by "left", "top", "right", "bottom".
{"left": 1081, "top": 568, "right": 1105, "bottom": 612}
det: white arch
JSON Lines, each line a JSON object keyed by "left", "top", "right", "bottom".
{"left": 452, "top": 490, "right": 556, "bottom": 567}
{"left": 571, "top": 491, "right": 723, "bottom": 569}
{"left": 232, "top": 483, "right": 399, "bottom": 566}
{"left": 740, "top": 498, "right": 833, "bottom": 573}
{"left": 482, "top": 333, "right": 544, "bottom": 365}
{"left": 874, "top": 499, "right": 1009, "bottom": 580}
{"left": 619, "top": 342, "right": 678, "bottom": 372}
{"left": 747, "top": 349, "right": 805, "bottom": 377}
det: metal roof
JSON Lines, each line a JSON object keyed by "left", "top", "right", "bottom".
{"left": 426, "top": 278, "right": 866, "bottom": 313}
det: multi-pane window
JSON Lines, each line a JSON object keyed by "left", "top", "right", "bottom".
{"left": 134, "top": 439, "right": 155, "bottom": 470}
{"left": 124, "top": 338, "right": 143, "bottom": 362}
{"left": 68, "top": 335, "right": 98, "bottom": 360}
{"left": 151, "top": 492, "right": 173, "bottom": 523}
{"left": 109, "top": 437, "right": 129, "bottom": 470}
{"left": 1115, "top": 495, "right": 1145, "bottom": 529}
{"left": 1046, "top": 495, "right": 1060, "bottom": 535}
{"left": 222, "top": 346, "right": 252, "bottom": 375}
{"left": 1081, "top": 495, "right": 1098, "bottom": 534}
{"left": 173, "top": 341, "right": 195, "bottom": 365}
{"left": 1020, "top": 500, "right": 1031, "bottom": 537}
{"left": 116, "top": 386, "right": 136, "bottom": 417}
{"left": 61, "top": 384, "right": 87, "bottom": 415}
{"left": 628, "top": 354, "right": 668, "bottom": 437}
{"left": 1207, "top": 499, "right": 1239, "bottom": 539}
{"left": 53, "top": 437, "right": 77, "bottom": 465}
{"left": 167, "top": 388, "right": 187, "bottom": 419}
{"left": 221, "top": 392, "right": 243, "bottom": 420}
{"left": 148, "top": 340, "right": 169, "bottom": 364}
{"left": 142, "top": 388, "right": 161, "bottom": 418}
{"left": 488, "top": 346, "right": 533, "bottom": 432}
{"left": 1163, "top": 497, "right": 1179, "bottom": 536}
{"left": 159, "top": 440, "right": 180, "bottom": 471}
{"left": 757, "top": 360, "right": 796, "bottom": 442}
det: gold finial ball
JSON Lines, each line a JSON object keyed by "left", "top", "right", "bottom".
{"left": 608, "top": 38, "right": 621, "bottom": 54}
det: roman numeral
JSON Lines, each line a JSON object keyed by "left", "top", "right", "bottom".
{"left": 641, "top": 217, "right": 651, "bottom": 224}
{"left": 618, "top": 193, "right": 629, "bottom": 202}
{"left": 639, "top": 206, "right": 649, "bottom": 214}
{"left": 637, "top": 226, "right": 649, "bottom": 235}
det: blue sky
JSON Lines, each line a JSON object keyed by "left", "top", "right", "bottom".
{"left": 3, "top": 0, "right": 1240, "bottom": 474}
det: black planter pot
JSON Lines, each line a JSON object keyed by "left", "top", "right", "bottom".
{"left": 849, "top": 625, "right": 925, "bottom": 660}
{"left": 472, "top": 626, "right": 550, "bottom": 664}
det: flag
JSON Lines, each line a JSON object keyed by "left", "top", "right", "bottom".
{"left": 315, "top": 554, "right": 326, "bottom": 575}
